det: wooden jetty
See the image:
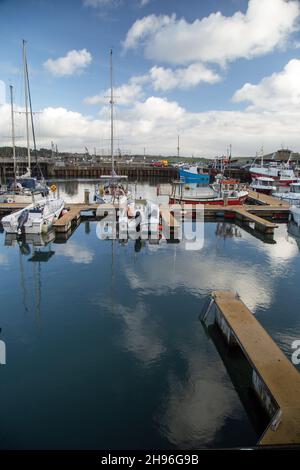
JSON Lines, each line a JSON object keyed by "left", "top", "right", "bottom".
{"left": 0, "top": 189, "right": 291, "bottom": 239}
{"left": 202, "top": 291, "right": 300, "bottom": 446}
{"left": 247, "top": 189, "right": 290, "bottom": 207}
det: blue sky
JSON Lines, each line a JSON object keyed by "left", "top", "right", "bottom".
{"left": 1, "top": 0, "right": 300, "bottom": 157}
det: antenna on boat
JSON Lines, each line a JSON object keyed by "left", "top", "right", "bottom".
{"left": 9, "top": 85, "right": 17, "bottom": 180}
{"left": 110, "top": 48, "right": 115, "bottom": 176}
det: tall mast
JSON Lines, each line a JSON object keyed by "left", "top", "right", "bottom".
{"left": 10, "top": 85, "right": 16, "bottom": 178}
{"left": 23, "top": 39, "right": 31, "bottom": 175}
{"left": 177, "top": 135, "right": 180, "bottom": 158}
{"left": 110, "top": 49, "right": 114, "bottom": 175}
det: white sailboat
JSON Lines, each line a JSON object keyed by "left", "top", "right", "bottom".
{"left": 94, "top": 50, "right": 159, "bottom": 237}
{"left": 0, "top": 41, "right": 49, "bottom": 204}
{"left": 1, "top": 41, "right": 65, "bottom": 235}
{"left": 94, "top": 49, "right": 130, "bottom": 206}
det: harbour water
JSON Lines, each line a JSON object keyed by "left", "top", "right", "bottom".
{"left": 0, "top": 181, "right": 300, "bottom": 449}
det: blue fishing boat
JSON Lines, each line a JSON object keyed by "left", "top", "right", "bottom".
{"left": 179, "top": 166, "right": 210, "bottom": 183}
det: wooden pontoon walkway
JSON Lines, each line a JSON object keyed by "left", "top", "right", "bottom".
{"left": 212, "top": 291, "right": 300, "bottom": 446}
{"left": 247, "top": 189, "right": 290, "bottom": 207}
{"left": 0, "top": 189, "right": 291, "bottom": 237}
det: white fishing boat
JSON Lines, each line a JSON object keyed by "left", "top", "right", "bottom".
{"left": 249, "top": 149, "right": 297, "bottom": 187}
{"left": 1, "top": 197, "right": 64, "bottom": 235}
{"left": 250, "top": 177, "right": 277, "bottom": 195}
{"left": 273, "top": 182, "right": 300, "bottom": 203}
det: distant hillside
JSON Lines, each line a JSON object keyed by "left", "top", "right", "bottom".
{"left": 0, "top": 146, "right": 53, "bottom": 158}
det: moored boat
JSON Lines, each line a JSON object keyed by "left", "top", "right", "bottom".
{"left": 273, "top": 182, "right": 300, "bottom": 203}
{"left": 250, "top": 177, "right": 277, "bottom": 195}
{"left": 93, "top": 50, "right": 132, "bottom": 206}
{"left": 94, "top": 175, "right": 130, "bottom": 205}
{"left": 1, "top": 197, "right": 65, "bottom": 235}
{"left": 250, "top": 156, "right": 297, "bottom": 186}
{"left": 169, "top": 179, "right": 248, "bottom": 205}
{"left": 179, "top": 166, "right": 210, "bottom": 184}
{"left": 1, "top": 42, "right": 49, "bottom": 203}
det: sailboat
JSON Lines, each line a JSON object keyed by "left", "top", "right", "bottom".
{"left": 1, "top": 41, "right": 65, "bottom": 235}
{"left": 0, "top": 41, "right": 49, "bottom": 204}
{"left": 93, "top": 50, "right": 159, "bottom": 237}
{"left": 94, "top": 49, "right": 130, "bottom": 206}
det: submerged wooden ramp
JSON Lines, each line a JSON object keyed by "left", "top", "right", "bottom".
{"left": 233, "top": 206, "right": 278, "bottom": 234}
{"left": 207, "top": 291, "right": 300, "bottom": 446}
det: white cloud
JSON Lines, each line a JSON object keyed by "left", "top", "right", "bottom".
{"left": 233, "top": 58, "right": 300, "bottom": 110}
{"left": 149, "top": 63, "right": 221, "bottom": 91}
{"left": 84, "top": 75, "right": 146, "bottom": 105}
{"left": 123, "top": 0, "right": 300, "bottom": 66}
{"left": 123, "top": 13, "right": 176, "bottom": 50}
{"left": 0, "top": 80, "right": 5, "bottom": 105}
{"left": 140, "top": 0, "right": 151, "bottom": 6}
{"left": 2, "top": 81, "right": 300, "bottom": 157}
{"left": 55, "top": 241, "right": 94, "bottom": 264}
{"left": 84, "top": 63, "right": 220, "bottom": 104}
{"left": 44, "top": 49, "right": 92, "bottom": 76}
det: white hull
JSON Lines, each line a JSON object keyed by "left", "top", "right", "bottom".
{"left": 250, "top": 166, "right": 297, "bottom": 186}
{"left": 290, "top": 206, "right": 300, "bottom": 227}
{"left": 0, "top": 192, "right": 46, "bottom": 204}
{"left": 119, "top": 200, "right": 160, "bottom": 237}
{"left": 273, "top": 192, "right": 300, "bottom": 202}
{"left": 1, "top": 197, "right": 64, "bottom": 235}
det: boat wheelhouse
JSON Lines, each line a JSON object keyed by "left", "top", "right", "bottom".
{"left": 273, "top": 182, "right": 300, "bottom": 203}
{"left": 249, "top": 162, "right": 297, "bottom": 186}
{"left": 179, "top": 166, "right": 210, "bottom": 184}
{"left": 250, "top": 177, "right": 277, "bottom": 195}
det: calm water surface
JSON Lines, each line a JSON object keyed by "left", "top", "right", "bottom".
{"left": 0, "top": 180, "right": 300, "bottom": 449}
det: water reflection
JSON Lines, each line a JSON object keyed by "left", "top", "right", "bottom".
{"left": 122, "top": 241, "right": 273, "bottom": 312}
{"left": 0, "top": 208, "right": 300, "bottom": 449}
{"left": 4, "top": 232, "right": 56, "bottom": 321}
{"left": 55, "top": 240, "right": 94, "bottom": 264}
{"left": 287, "top": 220, "right": 300, "bottom": 250}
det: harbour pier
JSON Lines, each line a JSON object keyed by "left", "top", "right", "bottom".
{"left": 202, "top": 291, "right": 300, "bottom": 446}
